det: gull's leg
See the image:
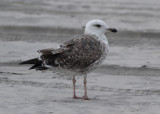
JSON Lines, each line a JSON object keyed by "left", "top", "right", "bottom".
{"left": 83, "top": 75, "right": 90, "bottom": 100}
{"left": 72, "top": 75, "right": 81, "bottom": 99}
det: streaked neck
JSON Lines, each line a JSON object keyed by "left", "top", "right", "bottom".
{"left": 85, "top": 32, "right": 109, "bottom": 45}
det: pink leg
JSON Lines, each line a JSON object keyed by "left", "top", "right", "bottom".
{"left": 83, "top": 75, "right": 90, "bottom": 100}
{"left": 72, "top": 76, "right": 81, "bottom": 99}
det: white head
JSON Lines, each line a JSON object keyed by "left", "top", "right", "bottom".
{"left": 84, "top": 19, "right": 117, "bottom": 37}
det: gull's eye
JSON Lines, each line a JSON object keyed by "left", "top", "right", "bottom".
{"left": 94, "top": 24, "right": 101, "bottom": 28}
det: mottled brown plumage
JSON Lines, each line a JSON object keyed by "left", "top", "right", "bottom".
{"left": 37, "top": 35, "right": 106, "bottom": 74}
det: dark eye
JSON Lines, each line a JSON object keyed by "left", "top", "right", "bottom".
{"left": 94, "top": 24, "right": 101, "bottom": 28}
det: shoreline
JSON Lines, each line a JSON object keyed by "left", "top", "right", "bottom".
{"left": 1, "top": 62, "right": 160, "bottom": 76}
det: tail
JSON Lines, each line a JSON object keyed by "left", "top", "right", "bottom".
{"left": 19, "top": 58, "right": 48, "bottom": 70}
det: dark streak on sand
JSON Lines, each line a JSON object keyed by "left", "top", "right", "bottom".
{"left": 0, "top": 71, "right": 24, "bottom": 75}
{"left": 98, "top": 65, "right": 160, "bottom": 76}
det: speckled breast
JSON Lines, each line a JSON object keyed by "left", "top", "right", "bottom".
{"left": 80, "top": 41, "right": 108, "bottom": 74}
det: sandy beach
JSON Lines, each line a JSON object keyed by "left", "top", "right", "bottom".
{"left": 0, "top": 0, "right": 160, "bottom": 114}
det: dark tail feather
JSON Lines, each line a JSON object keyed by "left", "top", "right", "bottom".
{"left": 19, "top": 58, "right": 40, "bottom": 65}
{"left": 19, "top": 58, "right": 46, "bottom": 70}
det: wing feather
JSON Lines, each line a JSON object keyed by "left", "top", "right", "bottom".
{"left": 56, "top": 36, "right": 104, "bottom": 70}
{"left": 36, "top": 35, "right": 105, "bottom": 71}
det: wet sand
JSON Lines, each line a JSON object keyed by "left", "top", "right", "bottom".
{"left": 0, "top": 0, "right": 160, "bottom": 114}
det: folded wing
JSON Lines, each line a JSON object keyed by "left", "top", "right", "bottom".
{"left": 20, "top": 36, "right": 103, "bottom": 71}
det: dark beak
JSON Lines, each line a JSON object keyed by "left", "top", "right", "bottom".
{"left": 108, "top": 28, "right": 117, "bottom": 33}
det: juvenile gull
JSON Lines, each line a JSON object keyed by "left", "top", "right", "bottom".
{"left": 20, "top": 19, "right": 117, "bottom": 100}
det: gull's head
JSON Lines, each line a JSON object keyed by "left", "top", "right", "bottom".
{"left": 84, "top": 19, "right": 117, "bottom": 37}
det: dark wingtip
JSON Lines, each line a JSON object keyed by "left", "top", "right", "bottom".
{"left": 19, "top": 61, "right": 26, "bottom": 65}
{"left": 19, "top": 58, "right": 39, "bottom": 65}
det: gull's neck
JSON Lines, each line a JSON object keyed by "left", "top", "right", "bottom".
{"left": 99, "top": 34, "right": 109, "bottom": 45}
{"left": 85, "top": 32, "right": 109, "bottom": 45}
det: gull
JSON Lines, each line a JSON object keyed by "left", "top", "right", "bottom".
{"left": 20, "top": 19, "right": 117, "bottom": 100}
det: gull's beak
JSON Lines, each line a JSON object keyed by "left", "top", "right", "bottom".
{"left": 108, "top": 27, "right": 117, "bottom": 33}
